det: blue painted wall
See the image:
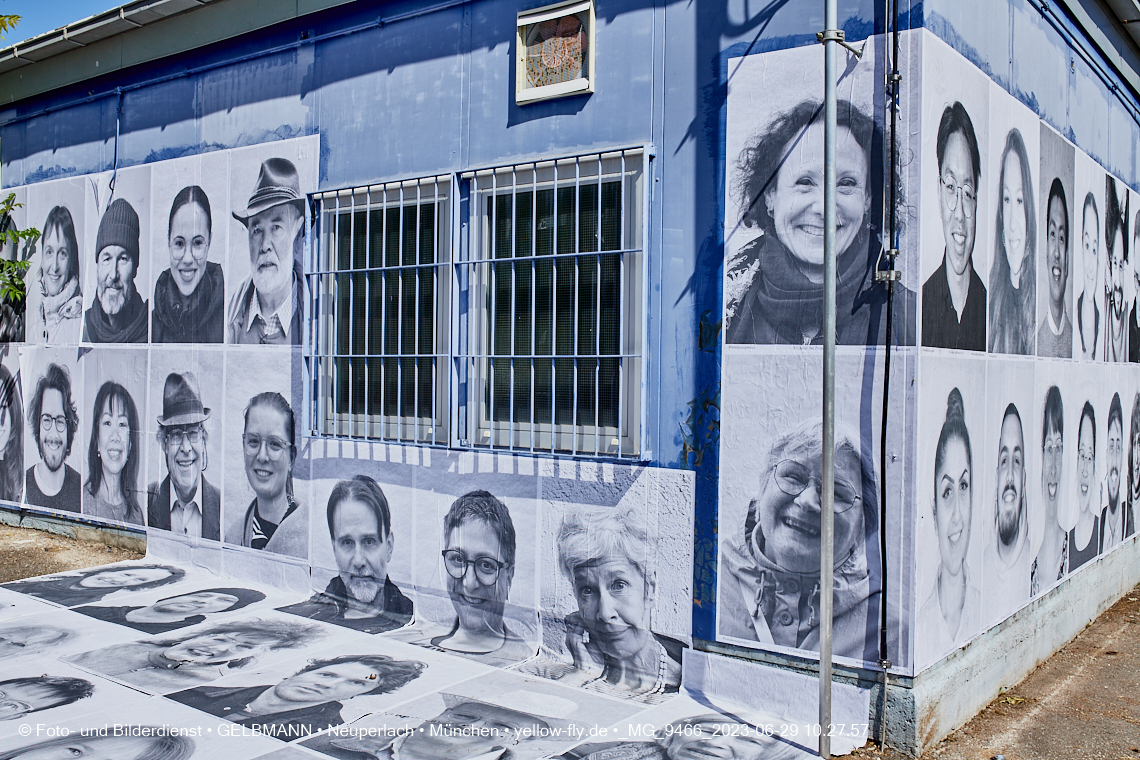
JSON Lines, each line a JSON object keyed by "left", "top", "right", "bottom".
{"left": 5, "top": 0, "right": 1140, "bottom": 651}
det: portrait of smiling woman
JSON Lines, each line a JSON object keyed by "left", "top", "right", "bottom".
{"left": 916, "top": 388, "right": 982, "bottom": 666}
{"left": 228, "top": 391, "right": 308, "bottom": 558}
{"left": 719, "top": 418, "right": 880, "bottom": 661}
{"left": 29, "top": 205, "right": 84, "bottom": 345}
{"left": 988, "top": 129, "right": 1037, "bottom": 355}
{"left": 152, "top": 185, "right": 226, "bottom": 343}
{"left": 82, "top": 381, "right": 143, "bottom": 526}
{"left": 726, "top": 98, "right": 914, "bottom": 346}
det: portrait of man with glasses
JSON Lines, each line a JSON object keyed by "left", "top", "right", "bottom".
{"left": 25, "top": 362, "right": 82, "bottom": 512}
{"left": 147, "top": 371, "right": 220, "bottom": 540}
{"left": 279, "top": 475, "right": 414, "bottom": 633}
{"left": 392, "top": 489, "right": 536, "bottom": 667}
{"left": 922, "top": 101, "right": 988, "bottom": 351}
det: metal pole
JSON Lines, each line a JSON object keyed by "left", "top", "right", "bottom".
{"left": 819, "top": 0, "right": 838, "bottom": 755}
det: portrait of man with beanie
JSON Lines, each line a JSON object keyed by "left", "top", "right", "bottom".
{"left": 229, "top": 157, "right": 306, "bottom": 345}
{"left": 84, "top": 197, "right": 149, "bottom": 343}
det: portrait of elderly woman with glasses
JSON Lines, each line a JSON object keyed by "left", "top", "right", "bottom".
{"left": 719, "top": 418, "right": 880, "bottom": 661}
{"left": 521, "top": 509, "right": 684, "bottom": 703}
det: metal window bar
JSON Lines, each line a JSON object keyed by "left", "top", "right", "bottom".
{"left": 311, "top": 176, "right": 451, "bottom": 445}
{"left": 458, "top": 148, "right": 645, "bottom": 458}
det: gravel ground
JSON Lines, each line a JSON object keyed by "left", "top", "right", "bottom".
{"left": 0, "top": 523, "right": 144, "bottom": 583}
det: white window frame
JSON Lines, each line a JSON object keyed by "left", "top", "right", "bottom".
{"left": 308, "top": 147, "right": 650, "bottom": 461}
{"left": 454, "top": 148, "right": 647, "bottom": 458}
{"left": 309, "top": 177, "right": 453, "bottom": 445}
{"left": 516, "top": 0, "right": 596, "bottom": 104}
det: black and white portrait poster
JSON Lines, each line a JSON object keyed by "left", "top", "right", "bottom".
{"left": 282, "top": 459, "right": 416, "bottom": 635}
{"left": 985, "top": 84, "right": 1039, "bottom": 355}
{"left": 167, "top": 635, "right": 492, "bottom": 732}
{"left": 82, "top": 164, "right": 152, "bottom": 344}
{"left": 223, "top": 347, "right": 308, "bottom": 561}
{"left": 1130, "top": 187, "right": 1140, "bottom": 363}
{"left": 80, "top": 347, "right": 149, "bottom": 527}
{"left": 521, "top": 465, "right": 693, "bottom": 703}
{"left": 0, "top": 709, "right": 283, "bottom": 760}
{"left": 149, "top": 150, "right": 231, "bottom": 344}
{"left": 919, "top": 33, "right": 991, "bottom": 352}
{"left": 1036, "top": 123, "right": 1076, "bottom": 359}
{"left": 146, "top": 346, "right": 225, "bottom": 549}
{"left": 0, "top": 345, "right": 24, "bottom": 505}
{"left": 25, "top": 176, "right": 87, "bottom": 345}
{"left": 20, "top": 346, "right": 84, "bottom": 515}
{"left": 914, "top": 353, "right": 987, "bottom": 671}
{"left": 980, "top": 358, "right": 1036, "bottom": 629}
{"left": 226, "top": 136, "right": 318, "bottom": 346}
{"left": 553, "top": 690, "right": 817, "bottom": 760}
{"left": 716, "top": 348, "right": 910, "bottom": 671}
{"left": 383, "top": 448, "right": 542, "bottom": 669}
{"left": 723, "top": 33, "right": 918, "bottom": 347}
{"left": 0, "top": 655, "right": 157, "bottom": 725}
{"left": 301, "top": 668, "right": 645, "bottom": 760}
{"left": 1074, "top": 148, "right": 1105, "bottom": 362}
{"left": 1030, "top": 363, "right": 1080, "bottom": 598}
{"left": 1103, "top": 176, "right": 1130, "bottom": 362}
{"left": 62, "top": 610, "right": 328, "bottom": 695}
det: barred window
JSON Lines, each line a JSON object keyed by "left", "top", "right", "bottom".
{"left": 458, "top": 149, "right": 644, "bottom": 457}
{"left": 308, "top": 149, "right": 646, "bottom": 459}
{"left": 310, "top": 178, "right": 451, "bottom": 444}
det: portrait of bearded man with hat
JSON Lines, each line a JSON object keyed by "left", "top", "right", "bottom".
{"left": 84, "top": 197, "right": 149, "bottom": 343}
{"left": 147, "top": 371, "right": 221, "bottom": 541}
{"left": 228, "top": 157, "right": 307, "bottom": 345}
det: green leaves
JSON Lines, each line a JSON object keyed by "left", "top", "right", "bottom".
{"left": 0, "top": 15, "right": 21, "bottom": 40}
{"left": 0, "top": 192, "right": 40, "bottom": 306}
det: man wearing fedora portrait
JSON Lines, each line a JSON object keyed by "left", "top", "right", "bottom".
{"left": 147, "top": 372, "right": 220, "bottom": 540}
{"left": 229, "top": 157, "right": 307, "bottom": 345}
{"left": 84, "top": 197, "right": 149, "bottom": 343}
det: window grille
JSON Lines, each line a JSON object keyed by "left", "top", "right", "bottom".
{"left": 310, "top": 177, "right": 451, "bottom": 444}
{"left": 457, "top": 149, "right": 644, "bottom": 457}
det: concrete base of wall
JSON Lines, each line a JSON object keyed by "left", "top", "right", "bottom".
{"left": 909, "top": 535, "right": 1140, "bottom": 755}
{"left": 0, "top": 505, "right": 147, "bottom": 554}
{"left": 698, "top": 536, "right": 1140, "bottom": 757}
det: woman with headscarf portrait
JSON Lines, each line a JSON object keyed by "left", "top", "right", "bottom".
{"left": 726, "top": 99, "right": 914, "bottom": 347}
{"left": 719, "top": 418, "right": 880, "bottom": 661}
{"left": 987, "top": 129, "right": 1037, "bottom": 355}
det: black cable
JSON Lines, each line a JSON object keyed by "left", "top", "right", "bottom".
{"left": 877, "top": 0, "right": 900, "bottom": 746}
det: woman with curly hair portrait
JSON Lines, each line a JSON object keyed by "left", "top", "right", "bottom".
{"left": 726, "top": 99, "right": 913, "bottom": 346}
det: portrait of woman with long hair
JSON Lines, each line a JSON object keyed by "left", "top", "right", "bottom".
{"left": 82, "top": 381, "right": 143, "bottom": 525}
{"left": 988, "top": 129, "right": 1037, "bottom": 355}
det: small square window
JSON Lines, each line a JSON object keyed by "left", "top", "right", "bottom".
{"left": 516, "top": 0, "right": 595, "bottom": 104}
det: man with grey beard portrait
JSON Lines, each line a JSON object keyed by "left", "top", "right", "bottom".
{"left": 1099, "top": 393, "right": 1125, "bottom": 553}
{"left": 983, "top": 403, "right": 1032, "bottom": 626}
{"left": 83, "top": 198, "right": 149, "bottom": 343}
